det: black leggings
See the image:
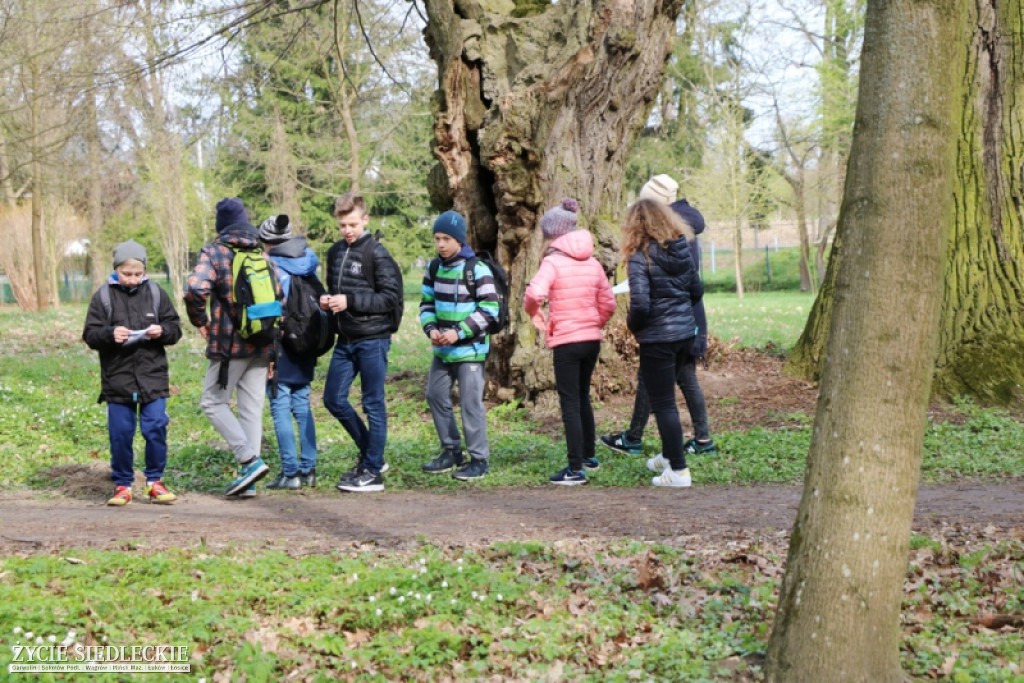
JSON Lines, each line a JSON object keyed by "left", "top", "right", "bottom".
{"left": 553, "top": 341, "right": 601, "bottom": 471}
{"left": 638, "top": 338, "right": 709, "bottom": 470}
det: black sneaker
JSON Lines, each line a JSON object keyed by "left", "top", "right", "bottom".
{"left": 452, "top": 459, "right": 488, "bottom": 481}
{"left": 683, "top": 438, "right": 718, "bottom": 455}
{"left": 598, "top": 431, "right": 643, "bottom": 456}
{"left": 299, "top": 469, "right": 317, "bottom": 488}
{"left": 549, "top": 467, "right": 587, "bottom": 486}
{"left": 337, "top": 470, "right": 384, "bottom": 493}
{"left": 422, "top": 448, "right": 465, "bottom": 474}
{"left": 266, "top": 473, "right": 301, "bottom": 490}
{"left": 337, "top": 465, "right": 361, "bottom": 487}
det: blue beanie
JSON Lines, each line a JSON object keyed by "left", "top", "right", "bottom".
{"left": 215, "top": 197, "right": 247, "bottom": 233}
{"left": 433, "top": 210, "right": 467, "bottom": 244}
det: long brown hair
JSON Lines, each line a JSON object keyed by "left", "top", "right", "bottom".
{"left": 620, "top": 199, "right": 694, "bottom": 265}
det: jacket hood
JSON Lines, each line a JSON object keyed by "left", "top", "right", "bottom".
{"left": 457, "top": 244, "right": 476, "bottom": 260}
{"left": 670, "top": 199, "right": 706, "bottom": 236}
{"left": 268, "top": 236, "right": 310, "bottom": 259}
{"left": 548, "top": 230, "right": 594, "bottom": 261}
{"left": 271, "top": 246, "right": 319, "bottom": 277}
{"left": 107, "top": 272, "right": 151, "bottom": 291}
{"left": 217, "top": 224, "right": 261, "bottom": 248}
{"left": 648, "top": 236, "right": 693, "bottom": 276}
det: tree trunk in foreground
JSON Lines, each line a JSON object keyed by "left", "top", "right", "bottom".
{"left": 422, "top": 0, "right": 682, "bottom": 401}
{"left": 765, "top": 0, "right": 961, "bottom": 680}
{"left": 786, "top": 0, "right": 1023, "bottom": 406}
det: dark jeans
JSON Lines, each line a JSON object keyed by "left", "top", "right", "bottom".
{"left": 553, "top": 341, "right": 600, "bottom": 471}
{"left": 638, "top": 338, "right": 709, "bottom": 471}
{"left": 323, "top": 337, "right": 390, "bottom": 474}
{"left": 627, "top": 341, "right": 710, "bottom": 443}
{"left": 108, "top": 398, "right": 169, "bottom": 487}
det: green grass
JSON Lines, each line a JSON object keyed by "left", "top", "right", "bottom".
{"left": 0, "top": 540, "right": 1020, "bottom": 681}
{"left": 1, "top": 301, "right": 1022, "bottom": 681}
{"left": 1, "top": 300, "right": 1022, "bottom": 494}
{"left": 703, "top": 291, "right": 815, "bottom": 352}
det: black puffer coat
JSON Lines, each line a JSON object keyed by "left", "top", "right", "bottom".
{"left": 82, "top": 280, "right": 183, "bottom": 404}
{"left": 626, "top": 236, "right": 703, "bottom": 344}
{"left": 325, "top": 232, "right": 403, "bottom": 342}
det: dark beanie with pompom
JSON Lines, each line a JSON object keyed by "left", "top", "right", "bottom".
{"left": 540, "top": 198, "right": 580, "bottom": 239}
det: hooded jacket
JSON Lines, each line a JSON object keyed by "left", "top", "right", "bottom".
{"left": 671, "top": 198, "right": 708, "bottom": 337}
{"left": 324, "top": 232, "right": 403, "bottom": 342}
{"left": 626, "top": 236, "right": 703, "bottom": 344}
{"left": 184, "top": 222, "right": 281, "bottom": 360}
{"left": 419, "top": 244, "right": 501, "bottom": 364}
{"left": 267, "top": 236, "right": 319, "bottom": 385}
{"left": 523, "top": 230, "right": 616, "bottom": 349}
{"left": 82, "top": 276, "right": 183, "bottom": 404}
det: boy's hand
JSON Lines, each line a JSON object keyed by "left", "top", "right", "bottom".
{"left": 198, "top": 325, "right": 209, "bottom": 340}
{"left": 437, "top": 329, "right": 459, "bottom": 346}
{"left": 428, "top": 329, "right": 442, "bottom": 345}
{"left": 145, "top": 324, "right": 162, "bottom": 339}
{"left": 321, "top": 294, "right": 348, "bottom": 312}
{"left": 113, "top": 326, "right": 130, "bottom": 344}
{"left": 268, "top": 363, "right": 275, "bottom": 380}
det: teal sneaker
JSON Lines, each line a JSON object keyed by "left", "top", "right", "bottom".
{"left": 683, "top": 439, "right": 718, "bottom": 456}
{"left": 598, "top": 432, "right": 642, "bottom": 456}
{"left": 225, "top": 457, "right": 269, "bottom": 496}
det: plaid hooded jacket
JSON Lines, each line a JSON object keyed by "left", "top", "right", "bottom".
{"left": 183, "top": 223, "right": 281, "bottom": 361}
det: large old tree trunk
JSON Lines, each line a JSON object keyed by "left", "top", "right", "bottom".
{"left": 765, "top": 0, "right": 960, "bottom": 679}
{"left": 787, "top": 0, "right": 1024, "bottom": 406}
{"left": 422, "top": 0, "right": 683, "bottom": 401}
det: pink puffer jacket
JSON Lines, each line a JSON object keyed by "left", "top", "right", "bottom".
{"left": 523, "top": 230, "right": 615, "bottom": 348}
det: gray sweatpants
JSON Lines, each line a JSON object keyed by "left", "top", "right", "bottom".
{"left": 425, "top": 357, "right": 489, "bottom": 462}
{"left": 200, "top": 357, "right": 268, "bottom": 464}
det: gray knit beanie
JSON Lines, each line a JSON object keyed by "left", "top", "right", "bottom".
{"left": 540, "top": 198, "right": 580, "bottom": 239}
{"left": 259, "top": 214, "right": 293, "bottom": 244}
{"left": 112, "top": 240, "right": 148, "bottom": 269}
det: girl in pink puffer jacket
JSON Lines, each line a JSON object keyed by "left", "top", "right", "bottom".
{"left": 524, "top": 198, "right": 616, "bottom": 485}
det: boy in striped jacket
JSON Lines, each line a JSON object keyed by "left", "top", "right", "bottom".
{"left": 419, "top": 210, "right": 501, "bottom": 481}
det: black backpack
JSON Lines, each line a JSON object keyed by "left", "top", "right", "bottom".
{"left": 99, "top": 280, "right": 161, "bottom": 323}
{"left": 360, "top": 231, "right": 404, "bottom": 333}
{"left": 280, "top": 273, "right": 335, "bottom": 358}
{"left": 429, "top": 251, "right": 510, "bottom": 334}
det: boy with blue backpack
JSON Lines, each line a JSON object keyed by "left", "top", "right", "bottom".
{"left": 419, "top": 210, "right": 502, "bottom": 481}
{"left": 259, "top": 214, "right": 328, "bottom": 490}
{"left": 184, "top": 198, "right": 282, "bottom": 497}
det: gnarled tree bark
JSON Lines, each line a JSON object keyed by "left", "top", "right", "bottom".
{"left": 422, "top": 0, "right": 683, "bottom": 402}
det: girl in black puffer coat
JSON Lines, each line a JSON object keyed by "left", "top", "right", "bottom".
{"left": 623, "top": 199, "right": 713, "bottom": 488}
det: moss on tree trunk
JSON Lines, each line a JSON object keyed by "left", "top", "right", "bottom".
{"left": 787, "top": 0, "right": 1024, "bottom": 407}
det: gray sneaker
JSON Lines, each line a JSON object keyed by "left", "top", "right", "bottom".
{"left": 299, "top": 469, "right": 317, "bottom": 488}
{"left": 422, "top": 449, "right": 465, "bottom": 474}
{"left": 266, "top": 473, "right": 301, "bottom": 490}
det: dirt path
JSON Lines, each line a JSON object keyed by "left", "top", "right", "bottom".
{"left": 2, "top": 480, "right": 1021, "bottom": 554}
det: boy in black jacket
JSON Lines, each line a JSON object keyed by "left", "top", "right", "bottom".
{"left": 82, "top": 240, "right": 183, "bottom": 506}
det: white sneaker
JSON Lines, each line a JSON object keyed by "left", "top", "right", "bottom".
{"left": 652, "top": 467, "right": 692, "bottom": 488}
{"left": 646, "top": 453, "right": 670, "bottom": 473}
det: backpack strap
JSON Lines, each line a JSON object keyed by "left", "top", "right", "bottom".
{"left": 463, "top": 257, "right": 479, "bottom": 300}
{"left": 360, "top": 230, "right": 384, "bottom": 291}
{"left": 99, "top": 280, "right": 161, "bottom": 324}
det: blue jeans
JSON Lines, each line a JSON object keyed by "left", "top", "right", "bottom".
{"left": 267, "top": 382, "right": 317, "bottom": 476}
{"left": 323, "top": 337, "right": 390, "bottom": 474}
{"left": 108, "top": 398, "right": 169, "bottom": 487}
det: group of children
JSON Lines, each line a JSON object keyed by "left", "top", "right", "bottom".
{"left": 82, "top": 177, "right": 715, "bottom": 505}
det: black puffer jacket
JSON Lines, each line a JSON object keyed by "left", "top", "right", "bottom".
{"left": 626, "top": 236, "right": 703, "bottom": 344}
{"left": 325, "top": 232, "right": 403, "bottom": 342}
{"left": 82, "top": 279, "right": 183, "bottom": 404}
